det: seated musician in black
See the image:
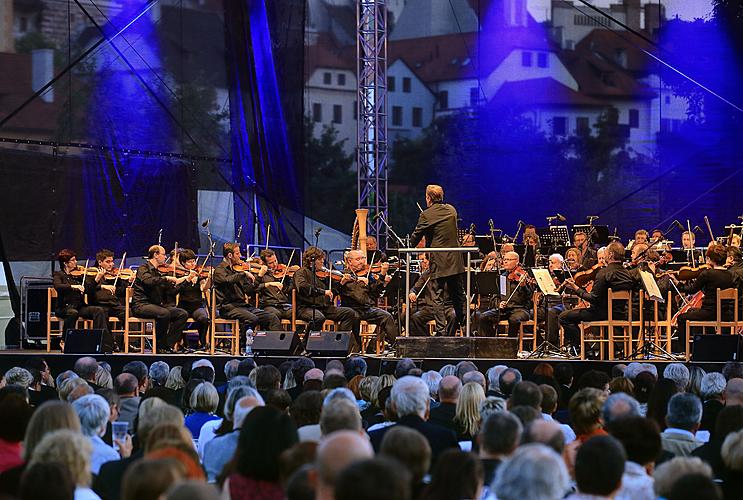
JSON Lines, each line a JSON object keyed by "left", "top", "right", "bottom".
{"left": 255, "top": 249, "right": 293, "bottom": 324}
{"left": 292, "top": 246, "right": 358, "bottom": 340}
{"left": 409, "top": 253, "right": 456, "bottom": 336}
{"left": 728, "top": 246, "right": 743, "bottom": 319}
{"left": 574, "top": 231, "right": 598, "bottom": 269}
{"left": 339, "top": 249, "right": 396, "bottom": 350}
{"left": 559, "top": 241, "right": 638, "bottom": 352}
{"left": 85, "top": 249, "right": 132, "bottom": 349}
{"left": 131, "top": 245, "right": 189, "bottom": 353}
{"left": 672, "top": 244, "right": 736, "bottom": 352}
{"left": 478, "top": 251, "right": 534, "bottom": 337}
{"left": 169, "top": 248, "right": 211, "bottom": 350}
{"left": 544, "top": 248, "right": 584, "bottom": 345}
{"left": 52, "top": 249, "right": 108, "bottom": 347}
{"left": 213, "top": 243, "right": 282, "bottom": 335}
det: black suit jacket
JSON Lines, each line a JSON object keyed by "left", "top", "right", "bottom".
{"left": 410, "top": 202, "right": 465, "bottom": 279}
{"left": 368, "top": 414, "right": 458, "bottom": 468}
{"left": 93, "top": 451, "right": 143, "bottom": 500}
{"left": 428, "top": 402, "right": 457, "bottom": 431}
{"left": 571, "top": 262, "right": 638, "bottom": 316}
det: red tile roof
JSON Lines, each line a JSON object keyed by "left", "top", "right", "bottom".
{"left": 304, "top": 34, "right": 355, "bottom": 81}
{"left": 491, "top": 77, "right": 607, "bottom": 107}
{"left": 0, "top": 52, "right": 61, "bottom": 134}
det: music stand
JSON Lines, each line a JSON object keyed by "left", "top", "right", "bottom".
{"left": 624, "top": 270, "right": 675, "bottom": 360}
{"left": 383, "top": 270, "right": 419, "bottom": 338}
{"left": 474, "top": 272, "right": 500, "bottom": 297}
{"left": 475, "top": 235, "right": 497, "bottom": 255}
{"left": 537, "top": 226, "right": 571, "bottom": 248}
{"left": 526, "top": 268, "right": 575, "bottom": 359}
{"left": 572, "top": 225, "right": 610, "bottom": 245}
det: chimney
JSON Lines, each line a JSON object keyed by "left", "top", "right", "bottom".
{"left": 0, "top": 0, "right": 14, "bottom": 53}
{"left": 644, "top": 3, "right": 665, "bottom": 36}
{"left": 32, "top": 49, "right": 54, "bottom": 103}
{"left": 625, "top": 0, "right": 641, "bottom": 31}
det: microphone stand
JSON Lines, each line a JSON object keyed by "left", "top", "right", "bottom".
{"left": 377, "top": 212, "right": 406, "bottom": 339}
{"left": 377, "top": 213, "right": 405, "bottom": 248}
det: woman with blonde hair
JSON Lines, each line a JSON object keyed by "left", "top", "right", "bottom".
{"left": 23, "top": 401, "right": 81, "bottom": 461}
{"left": 29, "top": 429, "right": 99, "bottom": 499}
{"left": 454, "top": 382, "right": 486, "bottom": 441}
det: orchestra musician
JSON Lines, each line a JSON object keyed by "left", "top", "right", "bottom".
{"left": 168, "top": 248, "right": 211, "bottom": 350}
{"left": 255, "top": 249, "right": 294, "bottom": 324}
{"left": 522, "top": 224, "right": 540, "bottom": 267}
{"left": 559, "top": 241, "right": 638, "bottom": 353}
{"left": 410, "top": 185, "right": 467, "bottom": 336}
{"left": 85, "top": 249, "right": 132, "bottom": 350}
{"left": 548, "top": 253, "right": 564, "bottom": 271}
{"left": 212, "top": 243, "right": 282, "bottom": 335}
{"left": 681, "top": 231, "right": 696, "bottom": 250}
{"left": 544, "top": 249, "right": 582, "bottom": 345}
{"left": 52, "top": 249, "right": 109, "bottom": 348}
{"left": 409, "top": 253, "right": 456, "bottom": 336}
{"left": 573, "top": 231, "right": 597, "bottom": 268}
{"left": 671, "top": 244, "right": 736, "bottom": 352}
{"left": 365, "top": 236, "right": 387, "bottom": 264}
{"left": 338, "top": 249, "right": 397, "bottom": 350}
{"left": 292, "top": 246, "right": 358, "bottom": 342}
{"left": 627, "top": 229, "right": 649, "bottom": 251}
{"left": 478, "top": 251, "right": 534, "bottom": 337}
{"left": 727, "top": 246, "right": 743, "bottom": 319}
{"left": 131, "top": 245, "right": 189, "bottom": 353}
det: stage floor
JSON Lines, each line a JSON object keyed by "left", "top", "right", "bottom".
{"left": 0, "top": 348, "right": 729, "bottom": 382}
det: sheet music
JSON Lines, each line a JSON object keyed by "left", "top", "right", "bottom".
{"left": 532, "top": 268, "right": 559, "bottom": 296}
{"left": 499, "top": 275, "right": 507, "bottom": 299}
{"left": 639, "top": 270, "right": 664, "bottom": 302}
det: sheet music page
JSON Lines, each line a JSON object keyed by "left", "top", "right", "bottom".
{"left": 500, "top": 275, "right": 507, "bottom": 298}
{"left": 639, "top": 270, "right": 664, "bottom": 302}
{"left": 532, "top": 268, "right": 559, "bottom": 296}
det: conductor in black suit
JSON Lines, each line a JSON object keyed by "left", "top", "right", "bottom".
{"left": 410, "top": 184, "right": 467, "bottom": 336}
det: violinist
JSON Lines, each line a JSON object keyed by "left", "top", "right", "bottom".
{"left": 213, "top": 242, "right": 282, "bottom": 335}
{"left": 573, "top": 231, "right": 597, "bottom": 268}
{"left": 544, "top": 251, "right": 581, "bottom": 345}
{"left": 559, "top": 241, "right": 638, "bottom": 353}
{"left": 409, "top": 253, "right": 457, "bottom": 336}
{"left": 522, "top": 224, "right": 540, "bottom": 267}
{"left": 339, "top": 249, "right": 396, "bottom": 349}
{"left": 255, "top": 249, "right": 293, "bottom": 323}
{"left": 626, "top": 229, "right": 648, "bottom": 251}
{"left": 727, "top": 246, "right": 743, "bottom": 319}
{"left": 131, "top": 245, "right": 188, "bottom": 353}
{"left": 366, "top": 236, "right": 387, "bottom": 264}
{"left": 293, "top": 246, "right": 358, "bottom": 340}
{"left": 548, "top": 253, "right": 564, "bottom": 272}
{"left": 169, "top": 249, "right": 211, "bottom": 350}
{"left": 85, "top": 249, "right": 131, "bottom": 349}
{"left": 671, "top": 244, "right": 736, "bottom": 352}
{"left": 478, "top": 251, "right": 534, "bottom": 337}
{"left": 52, "top": 249, "right": 108, "bottom": 347}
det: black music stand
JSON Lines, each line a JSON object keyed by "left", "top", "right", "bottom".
{"left": 572, "top": 225, "right": 610, "bottom": 245}
{"left": 386, "top": 270, "right": 420, "bottom": 338}
{"left": 474, "top": 271, "right": 500, "bottom": 297}
{"left": 475, "top": 235, "right": 496, "bottom": 255}
{"left": 623, "top": 270, "right": 675, "bottom": 361}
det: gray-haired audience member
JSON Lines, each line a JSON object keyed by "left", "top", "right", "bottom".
{"left": 421, "top": 370, "right": 442, "bottom": 401}
{"left": 521, "top": 419, "right": 566, "bottom": 455}
{"left": 494, "top": 444, "right": 569, "bottom": 500}
{"left": 498, "top": 368, "right": 522, "bottom": 398}
{"left": 4, "top": 367, "right": 34, "bottom": 389}
{"left": 462, "top": 370, "right": 486, "bottom": 390}
{"left": 72, "top": 393, "right": 120, "bottom": 474}
{"left": 661, "top": 392, "right": 703, "bottom": 456}
{"left": 315, "top": 431, "right": 374, "bottom": 500}
{"left": 73, "top": 357, "right": 99, "bottom": 385}
{"left": 479, "top": 412, "right": 522, "bottom": 488}
{"left": 664, "top": 363, "right": 691, "bottom": 392}
{"left": 149, "top": 361, "right": 170, "bottom": 388}
{"left": 602, "top": 392, "right": 641, "bottom": 428}
{"left": 320, "top": 398, "right": 363, "bottom": 436}
{"left": 479, "top": 397, "right": 507, "bottom": 424}
{"left": 439, "top": 364, "right": 456, "bottom": 378}
{"left": 224, "top": 359, "right": 241, "bottom": 381}
{"left": 395, "top": 358, "right": 417, "bottom": 379}
{"left": 55, "top": 370, "right": 78, "bottom": 389}
{"left": 486, "top": 365, "right": 508, "bottom": 396}
{"left": 323, "top": 388, "right": 356, "bottom": 407}
{"left": 700, "top": 372, "right": 726, "bottom": 432}
{"left": 725, "top": 378, "right": 743, "bottom": 406}
{"left": 455, "top": 360, "right": 478, "bottom": 380}
{"left": 653, "top": 457, "right": 714, "bottom": 498}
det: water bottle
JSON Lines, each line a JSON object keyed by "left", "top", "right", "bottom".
{"left": 245, "top": 328, "right": 254, "bottom": 356}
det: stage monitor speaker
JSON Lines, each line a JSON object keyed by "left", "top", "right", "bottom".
{"left": 692, "top": 334, "right": 742, "bottom": 362}
{"left": 252, "top": 331, "right": 301, "bottom": 356}
{"left": 63, "top": 329, "right": 104, "bottom": 354}
{"left": 305, "top": 331, "right": 353, "bottom": 357}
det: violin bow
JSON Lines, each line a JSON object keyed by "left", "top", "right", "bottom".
{"left": 704, "top": 216, "right": 715, "bottom": 244}
{"left": 112, "top": 251, "right": 127, "bottom": 289}
{"left": 280, "top": 249, "right": 296, "bottom": 286}
{"left": 686, "top": 220, "right": 694, "bottom": 265}
{"left": 265, "top": 224, "right": 271, "bottom": 251}
{"left": 173, "top": 242, "right": 179, "bottom": 277}
{"left": 81, "top": 259, "right": 90, "bottom": 292}
{"left": 503, "top": 270, "right": 529, "bottom": 307}
{"left": 366, "top": 251, "right": 377, "bottom": 279}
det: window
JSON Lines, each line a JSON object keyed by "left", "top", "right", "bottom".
{"left": 333, "top": 105, "right": 342, "bottom": 124}
{"left": 521, "top": 51, "right": 532, "bottom": 67}
{"left": 576, "top": 117, "right": 590, "bottom": 134}
{"left": 392, "top": 106, "right": 403, "bottom": 126}
{"left": 438, "top": 90, "right": 449, "bottom": 109}
{"left": 337, "top": 73, "right": 346, "bottom": 86}
{"left": 469, "top": 87, "right": 479, "bottom": 106}
{"left": 388, "top": 76, "right": 395, "bottom": 92}
{"left": 629, "top": 109, "right": 639, "bottom": 128}
{"left": 402, "top": 77, "right": 411, "bottom": 93}
{"left": 412, "top": 107, "right": 423, "bottom": 127}
{"left": 552, "top": 116, "right": 567, "bottom": 136}
{"left": 312, "top": 103, "right": 322, "bottom": 122}
{"left": 537, "top": 53, "right": 548, "bottom": 68}
{"left": 323, "top": 72, "right": 331, "bottom": 85}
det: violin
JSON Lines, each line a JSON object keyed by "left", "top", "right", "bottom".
{"left": 157, "top": 264, "right": 193, "bottom": 277}
{"left": 659, "top": 264, "right": 709, "bottom": 281}
{"left": 271, "top": 264, "right": 299, "bottom": 279}
{"left": 102, "top": 268, "right": 135, "bottom": 280}
{"left": 573, "top": 263, "right": 603, "bottom": 288}
{"left": 69, "top": 265, "right": 100, "bottom": 277}
{"left": 315, "top": 267, "right": 347, "bottom": 283}
{"left": 507, "top": 267, "right": 535, "bottom": 284}
{"left": 231, "top": 260, "right": 265, "bottom": 274}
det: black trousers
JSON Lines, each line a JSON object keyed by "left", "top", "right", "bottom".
{"left": 131, "top": 304, "right": 188, "bottom": 348}
{"left": 558, "top": 307, "right": 605, "bottom": 347}
{"left": 478, "top": 307, "right": 531, "bottom": 336}
{"left": 263, "top": 304, "right": 293, "bottom": 325}
{"left": 58, "top": 305, "right": 108, "bottom": 340}
{"left": 433, "top": 273, "right": 466, "bottom": 336}
{"left": 410, "top": 305, "right": 456, "bottom": 336}
{"left": 220, "top": 303, "right": 282, "bottom": 332}
{"left": 99, "top": 304, "right": 126, "bottom": 348}
{"left": 355, "top": 306, "right": 397, "bottom": 345}
{"left": 297, "top": 305, "right": 359, "bottom": 335}
{"left": 182, "top": 305, "right": 210, "bottom": 345}
{"left": 676, "top": 307, "right": 717, "bottom": 350}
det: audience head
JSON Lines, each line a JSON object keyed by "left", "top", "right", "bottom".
{"left": 602, "top": 392, "right": 641, "bottom": 427}
{"left": 19, "top": 462, "right": 75, "bottom": 500}
{"left": 438, "top": 375, "right": 462, "bottom": 404}
{"left": 608, "top": 416, "right": 661, "bottom": 466}
{"left": 653, "top": 457, "right": 713, "bottom": 498}
{"left": 73, "top": 357, "right": 98, "bottom": 382}
{"left": 343, "top": 357, "right": 366, "bottom": 380}
{"left": 509, "top": 405, "right": 541, "bottom": 427}
{"left": 439, "top": 364, "right": 456, "bottom": 378}
{"left": 165, "top": 366, "right": 186, "bottom": 391}
{"left": 320, "top": 398, "right": 362, "bottom": 435}
{"left": 123, "top": 360, "right": 149, "bottom": 391}
{"left": 554, "top": 363, "right": 574, "bottom": 387}
{"left": 55, "top": 370, "right": 78, "bottom": 389}
{"left": 334, "top": 457, "right": 410, "bottom": 500}
{"left": 234, "top": 406, "right": 298, "bottom": 482}
{"left": 479, "top": 411, "right": 522, "bottom": 458}
{"left": 664, "top": 363, "right": 691, "bottom": 392}
{"left": 322, "top": 373, "right": 347, "bottom": 391}
{"left": 255, "top": 365, "right": 282, "bottom": 392}
{"left": 391, "top": 376, "right": 430, "bottom": 419}
{"left": 521, "top": 419, "right": 565, "bottom": 454}
{"left": 666, "top": 392, "right": 702, "bottom": 432}
{"left": 424, "top": 450, "right": 483, "bottom": 500}
{"left": 315, "top": 431, "right": 374, "bottom": 496}
{"left": 667, "top": 474, "right": 721, "bottom": 500}
{"left": 721, "top": 428, "right": 743, "bottom": 472}
{"left": 722, "top": 361, "right": 743, "bottom": 381}
{"left": 380, "top": 426, "right": 431, "bottom": 485}
{"left": 539, "top": 384, "right": 558, "bottom": 414}
{"left": 647, "top": 377, "right": 679, "bottom": 430}
{"left": 165, "top": 481, "right": 220, "bottom": 500}
{"left": 233, "top": 391, "right": 265, "bottom": 430}
{"left": 224, "top": 359, "right": 241, "bottom": 381}
{"left": 0, "top": 392, "right": 32, "bottom": 444}
{"left": 486, "top": 365, "right": 508, "bottom": 392}
{"left": 713, "top": 405, "right": 743, "bottom": 442}
{"left": 72, "top": 393, "right": 111, "bottom": 437}
{"left": 462, "top": 370, "right": 486, "bottom": 389}
{"left": 688, "top": 366, "right": 706, "bottom": 397}
{"left": 114, "top": 372, "right": 139, "bottom": 397}
{"left": 498, "top": 368, "right": 522, "bottom": 398}
{"left": 23, "top": 400, "right": 81, "bottom": 460}
{"left": 395, "top": 358, "right": 417, "bottom": 379}
{"left": 494, "top": 444, "right": 569, "bottom": 500}
{"left": 725, "top": 378, "right": 743, "bottom": 406}
{"left": 479, "top": 396, "right": 507, "bottom": 422}
{"left": 149, "top": 361, "right": 170, "bottom": 388}
{"left": 237, "top": 358, "right": 257, "bottom": 377}
{"left": 509, "top": 381, "right": 542, "bottom": 409}
{"left": 700, "top": 372, "right": 726, "bottom": 401}
{"left": 633, "top": 370, "right": 657, "bottom": 404}
{"left": 569, "top": 388, "right": 607, "bottom": 435}
{"left": 190, "top": 382, "right": 219, "bottom": 414}
{"left": 574, "top": 435, "right": 626, "bottom": 497}
{"left": 122, "top": 457, "right": 186, "bottom": 500}
{"left": 138, "top": 404, "right": 185, "bottom": 445}
{"left": 29, "top": 429, "right": 92, "bottom": 487}
{"left": 455, "top": 360, "right": 478, "bottom": 380}
{"left": 608, "top": 376, "right": 634, "bottom": 396}
{"left": 421, "top": 370, "right": 442, "bottom": 399}
{"left": 575, "top": 370, "right": 610, "bottom": 392}
{"left": 455, "top": 382, "right": 486, "bottom": 438}
{"left": 290, "top": 390, "right": 323, "bottom": 428}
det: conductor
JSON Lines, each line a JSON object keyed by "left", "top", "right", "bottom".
{"left": 410, "top": 184, "right": 466, "bottom": 336}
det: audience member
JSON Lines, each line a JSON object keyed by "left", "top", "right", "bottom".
{"left": 485, "top": 365, "right": 508, "bottom": 397}
{"left": 692, "top": 405, "right": 743, "bottom": 477}
{"left": 114, "top": 373, "right": 141, "bottom": 430}
{"left": 73, "top": 357, "right": 101, "bottom": 390}
{"left": 29, "top": 430, "right": 98, "bottom": 500}
{"left": 570, "top": 435, "right": 626, "bottom": 499}
{"left": 608, "top": 376, "right": 634, "bottom": 396}
{"left": 609, "top": 416, "right": 661, "bottom": 500}
{"left": 454, "top": 382, "right": 486, "bottom": 441}
{"left": 121, "top": 457, "right": 186, "bottom": 500}
{"left": 661, "top": 392, "right": 703, "bottom": 457}
{"left": 494, "top": 444, "right": 569, "bottom": 500}
{"left": 521, "top": 419, "right": 565, "bottom": 454}
{"left": 724, "top": 378, "right": 743, "bottom": 406}
{"left": 498, "top": 368, "right": 522, "bottom": 399}
{"left": 633, "top": 371, "right": 656, "bottom": 416}
{"left": 647, "top": 378, "right": 679, "bottom": 431}
{"left": 602, "top": 392, "right": 641, "bottom": 428}
{"left": 667, "top": 473, "right": 722, "bottom": 500}
{"left": 185, "top": 382, "right": 220, "bottom": 438}
{"left": 722, "top": 362, "right": 743, "bottom": 381}
{"left": 122, "top": 361, "right": 150, "bottom": 394}
{"left": 478, "top": 412, "right": 521, "bottom": 488}
{"left": 320, "top": 398, "right": 363, "bottom": 436}
{"left": 0, "top": 393, "right": 32, "bottom": 473}
{"left": 335, "top": 457, "right": 410, "bottom": 500}
{"left": 73, "top": 394, "right": 130, "bottom": 474}
{"left": 314, "top": 431, "right": 374, "bottom": 500}
{"left": 664, "top": 364, "right": 691, "bottom": 393}
{"left": 421, "top": 449, "right": 483, "bottom": 500}
{"left": 688, "top": 366, "right": 706, "bottom": 398}
{"left": 428, "top": 375, "right": 461, "bottom": 431}
{"left": 700, "top": 372, "right": 726, "bottom": 433}
{"left": 509, "top": 381, "right": 542, "bottom": 409}
{"left": 380, "top": 426, "right": 431, "bottom": 499}
{"left": 653, "top": 457, "right": 713, "bottom": 498}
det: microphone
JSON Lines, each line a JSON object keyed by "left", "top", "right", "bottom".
{"left": 201, "top": 219, "right": 210, "bottom": 228}
{"left": 373, "top": 211, "right": 384, "bottom": 221}
{"left": 314, "top": 227, "right": 323, "bottom": 237}
{"left": 693, "top": 225, "right": 703, "bottom": 233}
{"left": 586, "top": 215, "right": 599, "bottom": 223}
{"left": 556, "top": 213, "right": 566, "bottom": 222}
{"left": 674, "top": 220, "right": 685, "bottom": 231}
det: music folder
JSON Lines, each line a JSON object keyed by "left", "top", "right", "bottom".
{"left": 639, "top": 270, "right": 664, "bottom": 302}
{"left": 532, "top": 268, "right": 559, "bottom": 296}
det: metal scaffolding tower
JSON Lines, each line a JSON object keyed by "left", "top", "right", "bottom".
{"left": 356, "top": 0, "right": 388, "bottom": 247}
